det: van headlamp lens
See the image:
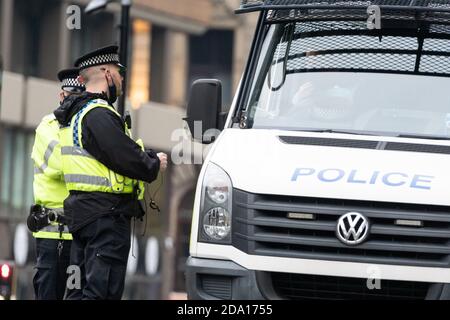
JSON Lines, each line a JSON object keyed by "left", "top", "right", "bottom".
{"left": 199, "top": 163, "right": 232, "bottom": 243}
{"left": 206, "top": 180, "right": 229, "bottom": 204}
{"left": 203, "top": 207, "right": 231, "bottom": 240}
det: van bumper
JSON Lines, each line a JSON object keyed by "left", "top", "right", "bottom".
{"left": 186, "top": 257, "right": 450, "bottom": 300}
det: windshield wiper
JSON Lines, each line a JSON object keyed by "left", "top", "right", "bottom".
{"left": 267, "top": 23, "right": 294, "bottom": 92}
{"left": 293, "top": 128, "right": 380, "bottom": 136}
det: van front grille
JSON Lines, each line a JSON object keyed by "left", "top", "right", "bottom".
{"left": 232, "top": 189, "right": 450, "bottom": 267}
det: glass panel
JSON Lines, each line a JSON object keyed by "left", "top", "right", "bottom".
{"left": 12, "top": 132, "right": 25, "bottom": 210}
{"left": 24, "top": 132, "right": 35, "bottom": 210}
{"left": 0, "top": 47, "right": 3, "bottom": 113}
{"left": 1, "top": 129, "right": 12, "bottom": 206}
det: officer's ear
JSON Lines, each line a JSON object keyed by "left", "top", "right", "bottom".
{"left": 59, "top": 91, "right": 65, "bottom": 104}
{"left": 77, "top": 75, "right": 86, "bottom": 86}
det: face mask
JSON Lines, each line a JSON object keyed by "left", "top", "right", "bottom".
{"left": 106, "top": 75, "right": 118, "bottom": 104}
{"left": 59, "top": 91, "right": 70, "bottom": 105}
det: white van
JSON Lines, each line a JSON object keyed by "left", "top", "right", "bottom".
{"left": 184, "top": 0, "right": 450, "bottom": 300}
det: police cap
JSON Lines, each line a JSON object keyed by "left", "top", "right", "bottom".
{"left": 57, "top": 68, "right": 85, "bottom": 93}
{"left": 74, "top": 45, "right": 125, "bottom": 71}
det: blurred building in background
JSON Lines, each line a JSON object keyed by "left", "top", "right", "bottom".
{"left": 0, "top": 0, "right": 257, "bottom": 299}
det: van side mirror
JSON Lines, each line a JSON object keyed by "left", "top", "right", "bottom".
{"left": 184, "top": 79, "right": 223, "bottom": 144}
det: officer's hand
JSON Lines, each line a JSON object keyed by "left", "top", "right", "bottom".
{"left": 157, "top": 153, "right": 168, "bottom": 172}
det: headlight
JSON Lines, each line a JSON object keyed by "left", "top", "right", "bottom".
{"left": 206, "top": 179, "right": 229, "bottom": 204}
{"left": 203, "top": 207, "right": 231, "bottom": 240}
{"left": 199, "top": 163, "right": 232, "bottom": 243}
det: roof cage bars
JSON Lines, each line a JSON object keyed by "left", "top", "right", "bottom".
{"left": 236, "top": 0, "right": 450, "bottom": 14}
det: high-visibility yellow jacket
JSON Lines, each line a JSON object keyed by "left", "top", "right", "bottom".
{"left": 59, "top": 99, "right": 145, "bottom": 199}
{"left": 31, "top": 113, "right": 72, "bottom": 240}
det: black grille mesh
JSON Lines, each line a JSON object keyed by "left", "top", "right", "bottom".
{"left": 200, "top": 275, "right": 233, "bottom": 299}
{"left": 385, "top": 141, "right": 450, "bottom": 153}
{"left": 279, "top": 135, "right": 380, "bottom": 148}
{"left": 271, "top": 272, "right": 430, "bottom": 300}
{"left": 279, "top": 136, "right": 450, "bottom": 154}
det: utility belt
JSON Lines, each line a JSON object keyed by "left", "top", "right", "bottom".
{"left": 70, "top": 190, "right": 137, "bottom": 199}
{"left": 69, "top": 190, "right": 146, "bottom": 219}
{"left": 27, "top": 205, "right": 72, "bottom": 240}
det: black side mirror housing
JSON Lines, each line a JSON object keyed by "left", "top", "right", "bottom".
{"left": 185, "top": 79, "right": 224, "bottom": 144}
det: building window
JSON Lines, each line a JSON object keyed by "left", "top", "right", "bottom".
{"left": 11, "top": 131, "right": 25, "bottom": 210}
{"left": 150, "top": 26, "right": 167, "bottom": 104}
{"left": 25, "top": 133, "right": 35, "bottom": 210}
{"left": 1, "top": 128, "right": 12, "bottom": 207}
{"left": 0, "top": 0, "right": 3, "bottom": 53}
{"left": 189, "top": 30, "right": 234, "bottom": 108}
{"left": 11, "top": 0, "right": 61, "bottom": 79}
{"left": 129, "top": 19, "right": 151, "bottom": 109}
{"left": 0, "top": 127, "right": 34, "bottom": 216}
{"left": 70, "top": 11, "right": 116, "bottom": 65}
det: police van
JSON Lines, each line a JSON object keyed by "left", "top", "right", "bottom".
{"left": 184, "top": 0, "right": 450, "bottom": 300}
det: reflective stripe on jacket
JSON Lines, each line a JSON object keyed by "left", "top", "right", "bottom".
{"left": 59, "top": 99, "right": 145, "bottom": 199}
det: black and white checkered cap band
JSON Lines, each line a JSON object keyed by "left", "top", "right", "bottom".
{"left": 61, "top": 77, "right": 84, "bottom": 89}
{"left": 78, "top": 53, "right": 120, "bottom": 69}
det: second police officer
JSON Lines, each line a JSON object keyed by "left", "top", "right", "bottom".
{"left": 29, "top": 68, "right": 85, "bottom": 300}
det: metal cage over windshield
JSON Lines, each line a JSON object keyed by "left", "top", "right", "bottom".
{"left": 239, "top": 0, "right": 450, "bottom": 77}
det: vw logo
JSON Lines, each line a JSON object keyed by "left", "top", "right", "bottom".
{"left": 336, "top": 212, "right": 370, "bottom": 246}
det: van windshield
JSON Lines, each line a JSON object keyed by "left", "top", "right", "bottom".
{"left": 246, "top": 21, "right": 450, "bottom": 138}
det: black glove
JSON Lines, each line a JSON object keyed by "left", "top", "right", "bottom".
{"left": 26, "top": 205, "right": 50, "bottom": 233}
{"left": 145, "top": 149, "right": 158, "bottom": 159}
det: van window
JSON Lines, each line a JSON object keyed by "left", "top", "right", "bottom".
{"left": 246, "top": 21, "right": 450, "bottom": 138}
